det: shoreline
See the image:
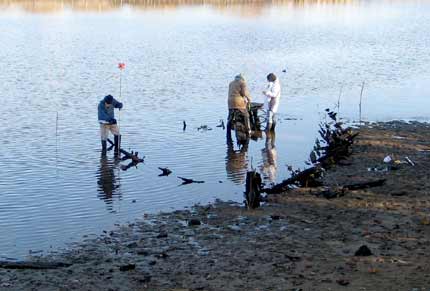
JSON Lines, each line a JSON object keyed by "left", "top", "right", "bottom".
{"left": 1, "top": 120, "right": 430, "bottom": 290}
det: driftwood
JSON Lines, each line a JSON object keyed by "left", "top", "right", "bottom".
{"left": 0, "top": 261, "right": 72, "bottom": 269}
{"left": 263, "top": 109, "right": 359, "bottom": 194}
{"left": 281, "top": 179, "right": 386, "bottom": 199}
{"left": 158, "top": 167, "right": 172, "bottom": 176}
{"left": 245, "top": 170, "right": 262, "bottom": 209}
{"left": 263, "top": 166, "right": 324, "bottom": 194}
{"left": 216, "top": 119, "right": 225, "bottom": 130}
{"left": 343, "top": 179, "right": 386, "bottom": 190}
{"left": 107, "top": 139, "right": 144, "bottom": 164}
{"left": 178, "top": 177, "right": 205, "bottom": 185}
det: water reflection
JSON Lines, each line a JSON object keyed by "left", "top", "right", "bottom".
{"left": 225, "top": 137, "right": 249, "bottom": 185}
{"left": 0, "top": 0, "right": 363, "bottom": 13}
{"left": 260, "top": 130, "right": 277, "bottom": 183}
{"left": 96, "top": 154, "right": 122, "bottom": 212}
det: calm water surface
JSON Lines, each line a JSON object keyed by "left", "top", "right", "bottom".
{"left": 1, "top": 0, "right": 429, "bottom": 258}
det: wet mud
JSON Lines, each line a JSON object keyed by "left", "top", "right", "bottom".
{"left": 1, "top": 121, "right": 430, "bottom": 291}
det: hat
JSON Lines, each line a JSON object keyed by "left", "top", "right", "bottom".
{"left": 104, "top": 95, "right": 113, "bottom": 104}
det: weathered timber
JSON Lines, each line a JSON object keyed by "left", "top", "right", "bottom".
{"left": 263, "top": 166, "right": 323, "bottom": 194}
{"left": 342, "top": 179, "right": 386, "bottom": 190}
{"left": 107, "top": 139, "right": 144, "bottom": 163}
{"left": 178, "top": 177, "right": 205, "bottom": 185}
{"left": 0, "top": 261, "right": 72, "bottom": 269}
{"left": 245, "top": 170, "right": 262, "bottom": 209}
{"left": 263, "top": 109, "right": 359, "bottom": 194}
{"left": 158, "top": 167, "right": 172, "bottom": 176}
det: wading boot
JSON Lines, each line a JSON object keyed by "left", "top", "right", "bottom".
{"left": 266, "top": 122, "right": 272, "bottom": 132}
{"left": 114, "top": 135, "right": 121, "bottom": 157}
{"left": 101, "top": 140, "right": 107, "bottom": 156}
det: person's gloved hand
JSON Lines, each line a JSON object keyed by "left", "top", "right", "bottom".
{"left": 109, "top": 118, "right": 117, "bottom": 124}
{"left": 118, "top": 103, "right": 123, "bottom": 110}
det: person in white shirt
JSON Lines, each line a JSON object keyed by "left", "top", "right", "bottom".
{"left": 262, "top": 73, "right": 281, "bottom": 131}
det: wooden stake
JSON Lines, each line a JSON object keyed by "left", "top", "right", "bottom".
{"left": 337, "top": 84, "right": 343, "bottom": 114}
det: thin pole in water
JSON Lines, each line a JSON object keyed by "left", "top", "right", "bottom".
{"left": 118, "top": 69, "right": 122, "bottom": 133}
{"left": 337, "top": 84, "right": 343, "bottom": 115}
{"left": 359, "top": 81, "right": 365, "bottom": 125}
{"left": 117, "top": 62, "right": 126, "bottom": 157}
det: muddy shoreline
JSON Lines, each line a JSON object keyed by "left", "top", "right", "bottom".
{"left": 1, "top": 121, "right": 430, "bottom": 291}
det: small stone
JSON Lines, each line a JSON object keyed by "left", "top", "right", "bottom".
{"left": 188, "top": 219, "right": 201, "bottom": 226}
{"left": 336, "top": 279, "right": 350, "bottom": 286}
{"left": 354, "top": 245, "right": 373, "bottom": 256}
{"left": 137, "top": 250, "right": 149, "bottom": 256}
{"left": 119, "top": 264, "right": 135, "bottom": 271}
{"left": 156, "top": 252, "right": 168, "bottom": 259}
{"left": 156, "top": 232, "right": 168, "bottom": 238}
{"left": 127, "top": 242, "right": 138, "bottom": 248}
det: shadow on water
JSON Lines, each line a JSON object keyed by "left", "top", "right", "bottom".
{"left": 96, "top": 153, "right": 122, "bottom": 212}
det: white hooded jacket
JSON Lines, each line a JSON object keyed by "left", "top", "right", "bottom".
{"left": 263, "top": 78, "right": 281, "bottom": 113}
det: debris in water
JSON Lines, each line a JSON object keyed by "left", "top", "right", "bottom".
{"left": 354, "top": 245, "right": 373, "bottom": 256}
{"left": 405, "top": 156, "right": 415, "bottom": 166}
{"left": 216, "top": 119, "right": 225, "bottom": 130}
{"left": 336, "top": 279, "right": 350, "bottom": 286}
{"left": 245, "top": 170, "right": 262, "bottom": 209}
{"left": 183, "top": 120, "right": 186, "bottom": 131}
{"left": 119, "top": 264, "right": 136, "bottom": 271}
{"left": 178, "top": 177, "right": 205, "bottom": 185}
{"left": 107, "top": 138, "right": 144, "bottom": 171}
{"left": 158, "top": 167, "right": 172, "bottom": 176}
{"left": 188, "top": 219, "right": 202, "bottom": 226}
{"left": 197, "top": 125, "right": 212, "bottom": 131}
{"left": 383, "top": 155, "right": 393, "bottom": 163}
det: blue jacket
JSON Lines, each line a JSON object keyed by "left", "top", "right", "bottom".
{"left": 98, "top": 98, "right": 123, "bottom": 123}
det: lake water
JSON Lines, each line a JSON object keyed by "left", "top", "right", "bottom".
{"left": 1, "top": 0, "right": 429, "bottom": 259}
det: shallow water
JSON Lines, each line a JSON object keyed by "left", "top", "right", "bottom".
{"left": 0, "top": 0, "right": 429, "bottom": 258}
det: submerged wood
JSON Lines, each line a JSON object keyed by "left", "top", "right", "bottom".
{"left": 245, "top": 170, "right": 262, "bottom": 209}
{"left": 107, "top": 139, "right": 144, "bottom": 164}
{"left": 0, "top": 261, "right": 72, "bottom": 269}
{"left": 178, "top": 177, "right": 205, "bottom": 185}
{"left": 343, "top": 179, "right": 386, "bottom": 190}
{"left": 263, "top": 109, "right": 359, "bottom": 194}
{"left": 158, "top": 167, "right": 172, "bottom": 176}
{"left": 263, "top": 166, "right": 323, "bottom": 194}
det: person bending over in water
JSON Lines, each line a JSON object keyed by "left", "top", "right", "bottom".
{"left": 262, "top": 73, "right": 281, "bottom": 131}
{"left": 98, "top": 94, "right": 123, "bottom": 155}
{"left": 227, "top": 74, "right": 252, "bottom": 138}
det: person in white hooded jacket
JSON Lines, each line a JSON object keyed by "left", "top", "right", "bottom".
{"left": 262, "top": 73, "right": 281, "bottom": 131}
